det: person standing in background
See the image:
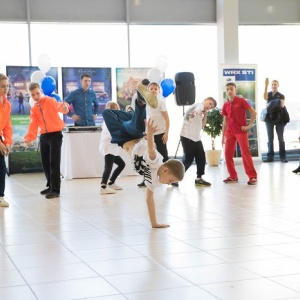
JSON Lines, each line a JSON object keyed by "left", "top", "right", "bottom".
{"left": 0, "top": 74, "right": 13, "bottom": 207}
{"left": 99, "top": 101, "right": 125, "bottom": 195}
{"left": 25, "top": 82, "right": 69, "bottom": 199}
{"left": 65, "top": 73, "right": 98, "bottom": 126}
{"left": 263, "top": 78, "right": 288, "bottom": 163}
{"left": 147, "top": 82, "right": 170, "bottom": 162}
{"left": 180, "top": 97, "right": 217, "bottom": 187}
{"left": 222, "top": 82, "right": 257, "bottom": 185}
{"left": 18, "top": 92, "right": 24, "bottom": 114}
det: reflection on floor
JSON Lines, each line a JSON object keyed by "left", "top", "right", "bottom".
{"left": 1, "top": 161, "right": 300, "bottom": 300}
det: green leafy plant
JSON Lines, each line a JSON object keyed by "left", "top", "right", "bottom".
{"left": 203, "top": 108, "right": 223, "bottom": 150}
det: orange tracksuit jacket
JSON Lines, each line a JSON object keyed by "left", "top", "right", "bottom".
{"left": 0, "top": 96, "right": 13, "bottom": 145}
{"left": 25, "top": 96, "right": 69, "bottom": 141}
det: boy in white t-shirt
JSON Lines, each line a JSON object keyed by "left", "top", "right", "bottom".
{"left": 180, "top": 97, "right": 217, "bottom": 186}
{"left": 146, "top": 82, "right": 170, "bottom": 162}
{"left": 102, "top": 84, "right": 184, "bottom": 228}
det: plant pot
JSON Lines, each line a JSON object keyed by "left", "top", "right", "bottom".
{"left": 205, "top": 150, "right": 222, "bottom": 166}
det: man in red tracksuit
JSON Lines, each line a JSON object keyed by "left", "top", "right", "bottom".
{"left": 222, "top": 82, "right": 257, "bottom": 185}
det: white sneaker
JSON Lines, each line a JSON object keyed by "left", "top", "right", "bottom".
{"left": 137, "top": 84, "right": 158, "bottom": 109}
{"left": 100, "top": 187, "right": 116, "bottom": 195}
{"left": 0, "top": 197, "right": 9, "bottom": 207}
{"left": 109, "top": 183, "right": 123, "bottom": 190}
{"left": 125, "top": 105, "right": 134, "bottom": 112}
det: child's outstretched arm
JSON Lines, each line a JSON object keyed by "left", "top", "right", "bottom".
{"left": 145, "top": 118, "right": 170, "bottom": 228}
{"left": 146, "top": 118, "right": 158, "bottom": 160}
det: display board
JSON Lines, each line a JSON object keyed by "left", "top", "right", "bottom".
{"left": 116, "top": 68, "right": 150, "bottom": 110}
{"left": 6, "top": 66, "right": 58, "bottom": 174}
{"left": 62, "top": 67, "right": 112, "bottom": 125}
{"left": 220, "top": 64, "right": 260, "bottom": 158}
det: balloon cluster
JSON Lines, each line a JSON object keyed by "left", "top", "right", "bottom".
{"left": 29, "top": 54, "right": 61, "bottom": 105}
{"left": 147, "top": 55, "right": 176, "bottom": 98}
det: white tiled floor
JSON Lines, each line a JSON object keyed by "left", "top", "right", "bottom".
{"left": 1, "top": 160, "right": 300, "bottom": 300}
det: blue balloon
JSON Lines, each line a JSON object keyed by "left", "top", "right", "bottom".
{"left": 41, "top": 76, "right": 56, "bottom": 96}
{"left": 161, "top": 78, "right": 176, "bottom": 97}
{"left": 50, "top": 92, "right": 62, "bottom": 102}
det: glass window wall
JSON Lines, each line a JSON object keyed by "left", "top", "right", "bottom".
{"left": 1, "top": 21, "right": 299, "bottom": 158}
{"left": 239, "top": 25, "right": 300, "bottom": 154}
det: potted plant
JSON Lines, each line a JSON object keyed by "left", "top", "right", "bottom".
{"left": 203, "top": 107, "right": 223, "bottom": 166}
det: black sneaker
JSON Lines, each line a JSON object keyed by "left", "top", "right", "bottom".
{"left": 281, "top": 158, "right": 288, "bottom": 163}
{"left": 292, "top": 166, "right": 300, "bottom": 174}
{"left": 137, "top": 181, "right": 146, "bottom": 188}
{"left": 195, "top": 178, "right": 211, "bottom": 187}
{"left": 40, "top": 188, "right": 51, "bottom": 195}
{"left": 137, "top": 84, "right": 158, "bottom": 109}
{"left": 45, "top": 193, "right": 60, "bottom": 199}
{"left": 263, "top": 157, "right": 274, "bottom": 163}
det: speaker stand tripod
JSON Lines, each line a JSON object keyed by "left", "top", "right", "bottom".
{"left": 174, "top": 105, "right": 186, "bottom": 159}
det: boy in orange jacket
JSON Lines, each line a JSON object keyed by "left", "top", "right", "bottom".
{"left": 0, "top": 74, "right": 13, "bottom": 207}
{"left": 25, "top": 82, "right": 69, "bottom": 199}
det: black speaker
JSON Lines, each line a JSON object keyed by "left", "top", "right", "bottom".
{"left": 175, "top": 72, "right": 195, "bottom": 106}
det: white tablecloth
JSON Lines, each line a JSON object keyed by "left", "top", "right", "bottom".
{"left": 61, "top": 131, "right": 137, "bottom": 180}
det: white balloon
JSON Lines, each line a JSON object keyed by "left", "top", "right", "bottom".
{"left": 30, "top": 70, "right": 45, "bottom": 84}
{"left": 147, "top": 68, "right": 163, "bottom": 84}
{"left": 29, "top": 97, "right": 35, "bottom": 107}
{"left": 156, "top": 55, "right": 168, "bottom": 72}
{"left": 37, "top": 54, "right": 52, "bottom": 73}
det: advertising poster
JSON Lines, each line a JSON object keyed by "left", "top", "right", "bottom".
{"left": 221, "top": 64, "right": 259, "bottom": 158}
{"left": 6, "top": 66, "right": 58, "bottom": 174}
{"left": 61, "top": 67, "right": 112, "bottom": 125}
{"left": 116, "top": 68, "right": 150, "bottom": 110}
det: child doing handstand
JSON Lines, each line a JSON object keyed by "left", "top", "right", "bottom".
{"left": 102, "top": 85, "right": 185, "bottom": 228}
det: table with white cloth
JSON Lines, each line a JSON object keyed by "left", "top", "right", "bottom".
{"left": 61, "top": 131, "right": 137, "bottom": 180}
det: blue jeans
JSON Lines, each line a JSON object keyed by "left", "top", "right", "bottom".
{"left": 102, "top": 101, "right": 146, "bottom": 146}
{"left": 265, "top": 121, "right": 286, "bottom": 159}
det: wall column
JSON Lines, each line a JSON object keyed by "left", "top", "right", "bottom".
{"left": 217, "top": 0, "right": 239, "bottom": 99}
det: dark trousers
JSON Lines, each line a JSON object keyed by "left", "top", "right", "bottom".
{"left": 181, "top": 136, "right": 205, "bottom": 178}
{"left": 154, "top": 133, "right": 169, "bottom": 162}
{"left": 265, "top": 122, "right": 286, "bottom": 159}
{"left": 39, "top": 131, "right": 63, "bottom": 194}
{"left": 102, "top": 100, "right": 146, "bottom": 147}
{"left": 18, "top": 103, "right": 24, "bottom": 113}
{"left": 101, "top": 154, "right": 125, "bottom": 185}
{"left": 0, "top": 153, "right": 6, "bottom": 197}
